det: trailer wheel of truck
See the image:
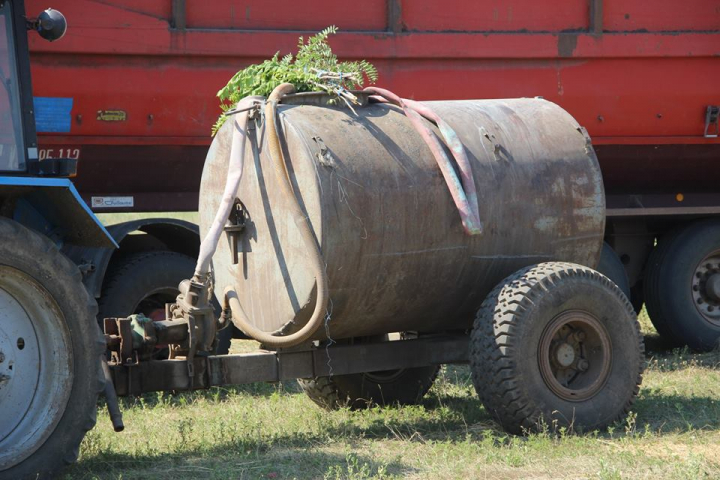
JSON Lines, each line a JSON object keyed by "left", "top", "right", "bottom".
{"left": 470, "top": 263, "right": 644, "bottom": 434}
{"left": 0, "top": 218, "right": 105, "bottom": 479}
{"left": 644, "top": 220, "right": 720, "bottom": 351}
{"left": 299, "top": 334, "right": 440, "bottom": 409}
{"left": 597, "top": 242, "right": 631, "bottom": 301}
{"left": 98, "top": 251, "right": 231, "bottom": 355}
{"left": 598, "top": 242, "right": 644, "bottom": 314}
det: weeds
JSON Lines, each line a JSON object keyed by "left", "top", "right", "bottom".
{"left": 323, "top": 452, "right": 395, "bottom": 480}
{"left": 66, "top": 321, "right": 720, "bottom": 479}
{"left": 212, "top": 26, "right": 377, "bottom": 135}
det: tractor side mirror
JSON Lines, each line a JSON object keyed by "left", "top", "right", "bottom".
{"left": 29, "top": 8, "right": 67, "bottom": 42}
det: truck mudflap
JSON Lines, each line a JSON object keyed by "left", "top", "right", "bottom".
{"left": 0, "top": 176, "right": 117, "bottom": 248}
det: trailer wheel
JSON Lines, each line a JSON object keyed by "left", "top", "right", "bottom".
{"left": 643, "top": 230, "right": 682, "bottom": 344}
{"left": 98, "top": 251, "right": 230, "bottom": 355}
{"left": 598, "top": 242, "right": 643, "bottom": 314}
{"left": 299, "top": 365, "right": 440, "bottom": 409}
{"left": 629, "top": 282, "right": 645, "bottom": 316}
{"left": 644, "top": 220, "right": 720, "bottom": 351}
{"left": 597, "top": 242, "right": 631, "bottom": 301}
{"left": 470, "top": 263, "right": 644, "bottom": 434}
{"left": 299, "top": 334, "right": 439, "bottom": 409}
{"left": 0, "top": 218, "right": 104, "bottom": 479}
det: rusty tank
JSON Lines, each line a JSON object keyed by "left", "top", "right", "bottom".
{"left": 199, "top": 94, "right": 605, "bottom": 341}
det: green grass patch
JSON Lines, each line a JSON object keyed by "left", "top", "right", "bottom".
{"left": 96, "top": 212, "right": 199, "bottom": 227}
{"left": 67, "top": 333, "right": 720, "bottom": 479}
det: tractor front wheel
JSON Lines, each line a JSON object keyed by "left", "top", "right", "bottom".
{"left": 0, "top": 218, "right": 104, "bottom": 479}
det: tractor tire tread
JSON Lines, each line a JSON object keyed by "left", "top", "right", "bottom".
{"left": 0, "top": 218, "right": 103, "bottom": 479}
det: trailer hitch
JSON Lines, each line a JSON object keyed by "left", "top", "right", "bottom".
{"left": 104, "top": 277, "right": 229, "bottom": 389}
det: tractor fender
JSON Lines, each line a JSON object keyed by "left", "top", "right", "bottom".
{"left": 0, "top": 176, "right": 116, "bottom": 249}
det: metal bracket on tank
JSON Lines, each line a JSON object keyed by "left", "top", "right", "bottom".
{"left": 312, "top": 136, "right": 335, "bottom": 167}
{"left": 222, "top": 100, "right": 262, "bottom": 118}
{"left": 479, "top": 127, "right": 503, "bottom": 162}
{"left": 576, "top": 126, "right": 594, "bottom": 155}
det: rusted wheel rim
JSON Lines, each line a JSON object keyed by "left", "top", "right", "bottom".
{"left": 691, "top": 249, "right": 720, "bottom": 325}
{"left": 538, "top": 310, "right": 612, "bottom": 402}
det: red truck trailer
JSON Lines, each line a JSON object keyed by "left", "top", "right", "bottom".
{"left": 26, "top": 0, "right": 720, "bottom": 350}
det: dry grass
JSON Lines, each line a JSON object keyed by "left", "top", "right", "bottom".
{"left": 63, "top": 309, "right": 720, "bottom": 480}
{"left": 84, "top": 214, "right": 720, "bottom": 477}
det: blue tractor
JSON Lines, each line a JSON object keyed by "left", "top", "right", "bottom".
{"left": 0, "top": 2, "right": 117, "bottom": 477}
{"left": 0, "top": 1, "right": 237, "bottom": 474}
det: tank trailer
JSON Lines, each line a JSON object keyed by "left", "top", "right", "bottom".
{"left": 1, "top": 3, "right": 643, "bottom": 477}
{"left": 108, "top": 88, "right": 644, "bottom": 454}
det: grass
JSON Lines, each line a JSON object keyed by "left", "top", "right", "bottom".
{"left": 64, "top": 310, "right": 720, "bottom": 480}
{"left": 96, "top": 212, "right": 199, "bottom": 227}
{"left": 72, "top": 213, "right": 720, "bottom": 477}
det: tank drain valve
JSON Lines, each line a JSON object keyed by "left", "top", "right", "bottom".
{"left": 224, "top": 199, "right": 246, "bottom": 265}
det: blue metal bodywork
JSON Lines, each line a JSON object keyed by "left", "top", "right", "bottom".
{"left": 0, "top": 176, "right": 117, "bottom": 249}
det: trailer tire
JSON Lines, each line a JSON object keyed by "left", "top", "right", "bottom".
{"left": 630, "top": 282, "right": 644, "bottom": 316}
{"left": 597, "top": 242, "right": 631, "bottom": 301}
{"left": 470, "top": 263, "right": 644, "bottom": 435}
{"left": 299, "top": 365, "right": 440, "bottom": 409}
{"left": 644, "top": 220, "right": 720, "bottom": 351}
{"left": 0, "top": 218, "right": 104, "bottom": 480}
{"left": 99, "top": 251, "right": 195, "bottom": 321}
{"left": 643, "top": 229, "right": 683, "bottom": 344}
{"left": 98, "top": 251, "right": 230, "bottom": 354}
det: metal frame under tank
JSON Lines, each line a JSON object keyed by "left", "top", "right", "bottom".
{"left": 109, "top": 333, "right": 469, "bottom": 396}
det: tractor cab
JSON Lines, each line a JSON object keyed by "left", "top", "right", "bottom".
{"left": 0, "top": 0, "right": 113, "bottom": 250}
{"left": 0, "top": 0, "right": 72, "bottom": 176}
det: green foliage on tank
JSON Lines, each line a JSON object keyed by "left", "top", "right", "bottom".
{"left": 212, "top": 26, "right": 378, "bottom": 135}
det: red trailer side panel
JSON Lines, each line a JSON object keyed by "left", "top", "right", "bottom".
{"left": 402, "top": 0, "right": 589, "bottom": 31}
{"left": 26, "top": 0, "right": 720, "bottom": 212}
{"left": 186, "top": 0, "right": 388, "bottom": 30}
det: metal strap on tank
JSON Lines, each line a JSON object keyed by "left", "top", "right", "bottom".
{"left": 364, "top": 86, "right": 483, "bottom": 236}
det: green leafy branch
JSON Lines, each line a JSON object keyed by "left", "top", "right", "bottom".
{"left": 212, "top": 26, "right": 378, "bottom": 135}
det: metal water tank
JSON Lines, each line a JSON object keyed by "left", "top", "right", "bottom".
{"left": 199, "top": 95, "right": 604, "bottom": 341}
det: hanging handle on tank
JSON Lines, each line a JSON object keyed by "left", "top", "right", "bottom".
{"left": 364, "top": 87, "right": 483, "bottom": 236}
